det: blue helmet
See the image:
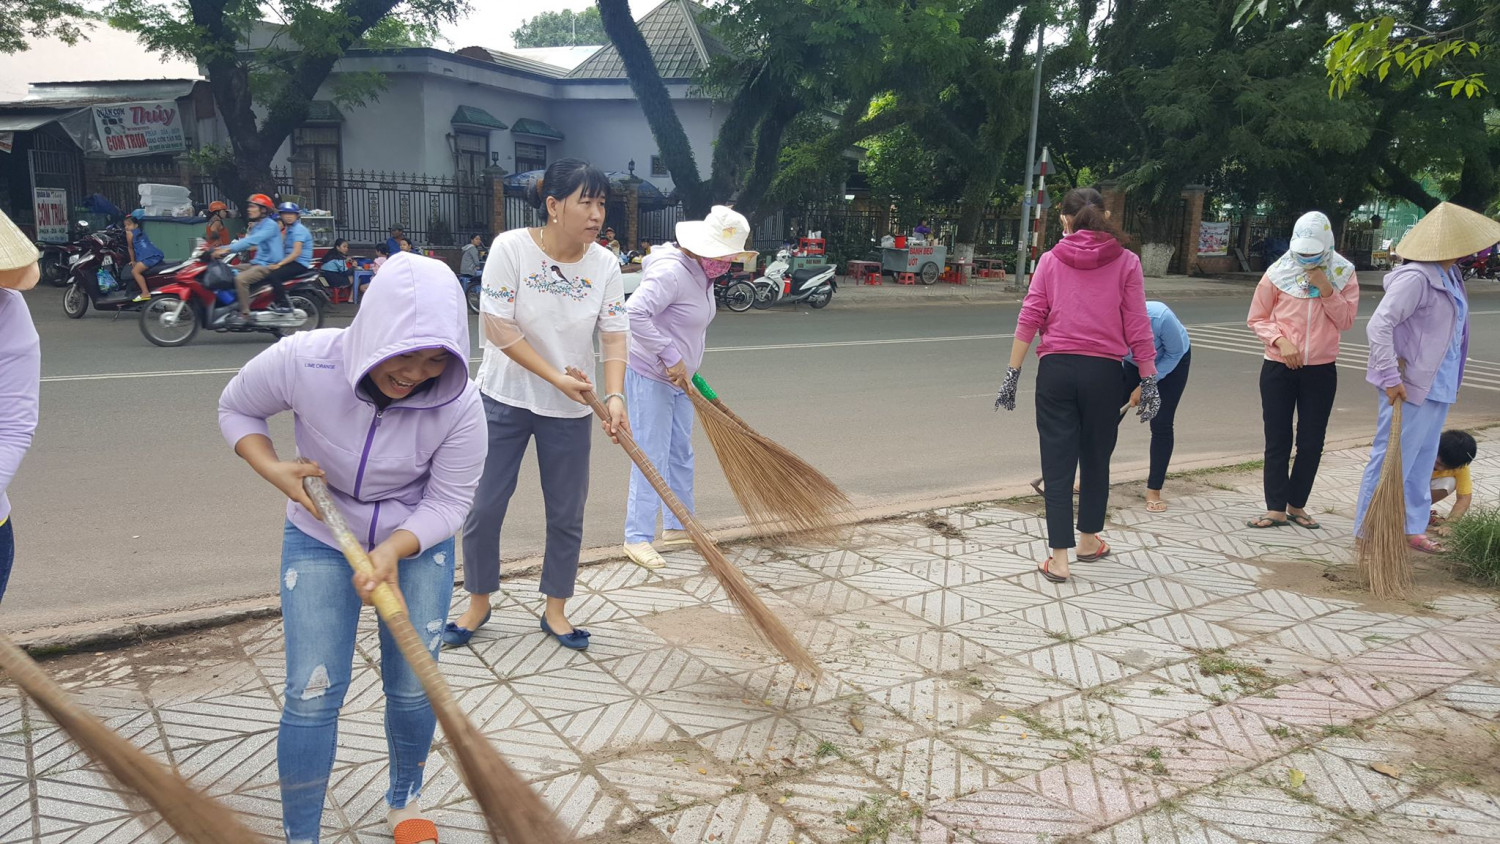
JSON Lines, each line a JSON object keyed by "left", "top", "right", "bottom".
{"left": 277, "top": 202, "right": 302, "bottom": 216}
{"left": 129, "top": 209, "right": 146, "bottom": 221}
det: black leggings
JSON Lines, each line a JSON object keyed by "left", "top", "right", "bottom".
{"left": 1260, "top": 360, "right": 1337, "bottom": 511}
{"left": 1123, "top": 349, "right": 1192, "bottom": 491}
{"left": 1036, "top": 354, "right": 1123, "bottom": 550}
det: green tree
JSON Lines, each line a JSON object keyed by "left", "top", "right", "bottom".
{"left": 512, "top": 7, "right": 605, "bottom": 48}
{"left": 596, "top": 0, "right": 910, "bottom": 218}
{"left": 111, "top": 0, "right": 465, "bottom": 200}
{"left": 1, "top": 0, "right": 91, "bottom": 54}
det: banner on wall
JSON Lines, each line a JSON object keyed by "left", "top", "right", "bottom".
{"left": 33, "top": 188, "right": 68, "bottom": 243}
{"left": 92, "top": 101, "right": 185, "bottom": 157}
{"left": 1197, "top": 221, "right": 1231, "bottom": 256}
{"left": 0, "top": 132, "right": 13, "bottom": 154}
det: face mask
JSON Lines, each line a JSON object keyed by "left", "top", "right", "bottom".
{"left": 699, "top": 257, "right": 733, "bottom": 278}
{"left": 1293, "top": 252, "right": 1323, "bottom": 267}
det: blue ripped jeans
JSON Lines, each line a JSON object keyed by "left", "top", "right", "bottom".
{"left": 278, "top": 522, "right": 454, "bottom": 844}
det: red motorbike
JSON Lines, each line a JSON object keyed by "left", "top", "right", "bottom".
{"left": 138, "top": 256, "right": 327, "bottom": 347}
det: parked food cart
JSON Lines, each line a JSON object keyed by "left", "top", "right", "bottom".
{"left": 880, "top": 242, "right": 948, "bottom": 284}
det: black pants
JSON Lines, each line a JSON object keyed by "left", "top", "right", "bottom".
{"left": 1260, "top": 360, "right": 1337, "bottom": 511}
{"left": 263, "top": 263, "right": 303, "bottom": 306}
{"left": 320, "top": 270, "right": 351, "bottom": 289}
{"left": 1036, "top": 354, "right": 1122, "bottom": 549}
{"left": 1123, "top": 349, "right": 1192, "bottom": 491}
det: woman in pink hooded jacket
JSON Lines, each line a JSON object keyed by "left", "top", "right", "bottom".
{"left": 1245, "top": 211, "right": 1359, "bottom": 531}
{"left": 218, "top": 251, "right": 486, "bottom": 844}
{"left": 997, "top": 188, "right": 1160, "bottom": 583}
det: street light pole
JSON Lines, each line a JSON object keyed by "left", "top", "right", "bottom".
{"left": 1015, "top": 21, "right": 1045, "bottom": 292}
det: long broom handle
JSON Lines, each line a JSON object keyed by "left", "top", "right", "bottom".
{"left": 565, "top": 367, "right": 815, "bottom": 676}
{"left": 692, "top": 373, "right": 752, "bottom": 431}
{"left": 300, "top": 476, "right": 572, "bottom": 844}
{"left": 0, "top": 634, "right": 262, "bottom": 843}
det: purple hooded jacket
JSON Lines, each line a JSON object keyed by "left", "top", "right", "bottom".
{"left": 0, "top": 289, "right": 40, "bottom": 524}
{"left": 627, "top": 244, "right": 715, "bottom": 386}
{"left": 219, "top": 252, "right": 486, "bottom": 553}
{"left": 1365, "top": 261, "right": 1469, "bottom": 406}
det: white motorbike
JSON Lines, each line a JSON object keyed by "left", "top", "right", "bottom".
{"left": 751, "top": 248, "right": 836, "bottom": 310}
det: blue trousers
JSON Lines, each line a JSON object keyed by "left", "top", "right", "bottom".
{"left": 0, "top": 518, "right": 13, "bottom": 604}
{"left": 1354, "top": 392, "right": 1450, "bottom": 536}
{"left": 623, "top": 369, "right": 695, "bottom": 543}
{"left": 277, "top": 522, "right": 455, "bottom": 844}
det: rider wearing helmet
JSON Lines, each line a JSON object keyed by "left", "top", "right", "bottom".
{"left": 204, "top": 201, "right": 230, "bottom": 251}
{"left": 213, "top": 193, "right": 285, "bottom": 322}
{"left": 261, "top": 202, "right": 314, "bottom": 314}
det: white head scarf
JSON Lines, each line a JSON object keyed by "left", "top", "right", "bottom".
{"left": 1267, "top": 211, "right": 1355, "bottom": 298}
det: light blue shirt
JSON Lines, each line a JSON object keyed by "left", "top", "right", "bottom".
{"left": 227, "top": 217, "right": 285, "bottom": 267}
{"left": 283, "top": 222, "right": 315, "bottom": 268}
{"left": 1428, "top": 268, "right": 1468, "bottom": 404}
{"left": 1124, "top": 300, "right": 1191, "bottom": 378}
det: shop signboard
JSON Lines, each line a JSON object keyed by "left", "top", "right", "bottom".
{"left": 93, "top": 101, "right": 186, "bottom": 158}
{"left": 33, "top": 187, "right": 68, "bottom": 243}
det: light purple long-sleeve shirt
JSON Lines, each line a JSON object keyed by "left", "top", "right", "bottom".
{"left": 218, "top": 252, "right": 486, "bottom": 553}
{"left": 1365, "top": 261, "right": 1469, "bottom": 406}
{"left": 0, "top": 289, "right": 40, "bottom": 524}
{"left": 626, "top": 244, "right": 715, "bottom": 386}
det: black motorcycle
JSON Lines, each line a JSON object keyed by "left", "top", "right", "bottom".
{"left": 714, "top": 271, "right": 758, "bottom": 313}
{"left": 461, "top": 260, "right": 484, "bottom": 314}
{"left": 62, "top": 226, "right": 189, "bottom": 319}
{"left": 38, "top": 221, "right": 98, "bottom": 287}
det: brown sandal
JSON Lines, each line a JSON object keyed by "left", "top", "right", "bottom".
{"left": 1076, "top": 540, "right": 1111, "bottom": 562}
{"left": 1038, "top": 559, "right": 1069, "bottom": 583}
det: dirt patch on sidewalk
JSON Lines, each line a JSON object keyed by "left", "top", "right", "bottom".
{"left": 639, "top": 604, "right": 765, "bottom": 653}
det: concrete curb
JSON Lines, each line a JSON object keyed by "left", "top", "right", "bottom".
{"left": 9, "top": 433, "right": 1391, "bottom": 657}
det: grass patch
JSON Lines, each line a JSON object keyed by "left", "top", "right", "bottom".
{"left": 1196, "top": 648, "right": 1279, "bottom": 694}
{"left": 1267, "top": 725, "right": 1294, "bottom": 739}
{"left": 1045, "top": 630, "right": 1077, "bottom": 643}
{"left": 815, "top": 740, "right": 842, "bottom": 759}
{"left": 842, "top": 796, "right": 920, "bottom": 843}
{"left": 1171, "top": 459, "right": 1265, "bottom": 480}
{"left": 962, "top": 676, "right": 986, "bottom": 690}
{"left": 1445, "top": 508, "right": 1500, "bottom": 587}
{"left": 1322, "top": 724, "right": 1363, "bottom": 739}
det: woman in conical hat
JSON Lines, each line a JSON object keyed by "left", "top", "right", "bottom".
{"left": 1356, "top": 202, "right": 1500, "bottom": 553}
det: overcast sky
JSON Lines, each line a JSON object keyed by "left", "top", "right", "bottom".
{"left": 438, "top": 0, "right": 640, "bottom": 51}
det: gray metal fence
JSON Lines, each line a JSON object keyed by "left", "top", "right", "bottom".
{"left": 271, "top": 167, "right": 493, "bottom": 247}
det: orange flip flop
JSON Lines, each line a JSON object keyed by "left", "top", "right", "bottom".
{"left": 394, "top": 818, "right": 438, "bottom": 844}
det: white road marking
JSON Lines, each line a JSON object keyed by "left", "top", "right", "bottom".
{"left": 41, "top": 333, "right": 1018, "bottom": 384}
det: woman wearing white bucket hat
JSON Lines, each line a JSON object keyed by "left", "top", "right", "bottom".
{"left": 0, "top": 209, "right": 41, "bottom": 604}
{"left": 621, "top": 205, "right": 751, "bottom": 569}
{"left": 1355, "top": 202, "right": 1500, "bottom": 553}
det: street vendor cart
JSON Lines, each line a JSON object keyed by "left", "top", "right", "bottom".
{"left": 880, "top": 241, "right": 947, "bottom": 284}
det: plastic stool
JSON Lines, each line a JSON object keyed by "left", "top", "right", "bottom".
{"left": 862, "top": 267, "right": 882, "bottom": 285}
{"left": 896, "top": 272, "right": 917, "bottom": 285}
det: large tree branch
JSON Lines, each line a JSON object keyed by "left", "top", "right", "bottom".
{"left": 596, "top": 0, "right": 708, "bottom": 214}
{"left": 1376, "top": 157, "right": 1440, "bottom": 210}
{"left": 708, "top": 63, "right": 781, "bottom": 203}
{"left": 257, "top": 0, "right": 398, "bottom": 145}
{"left": 734, "top": 96, "right": 799, "bottom": 217}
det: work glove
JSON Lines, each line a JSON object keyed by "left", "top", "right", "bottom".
{"left": 994, "top": 367, "right": 1021, "bottom": 412}
{"left": 1137, "top": 376, "right": 1161, "bottom": 423}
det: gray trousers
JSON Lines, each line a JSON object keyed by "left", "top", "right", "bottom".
{"left": 460, "top": 395, "right": 592, "bottom": 598}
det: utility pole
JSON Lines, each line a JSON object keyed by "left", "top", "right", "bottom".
{"left": 1014, "top": 21, "right": 1045, "bottom": 292}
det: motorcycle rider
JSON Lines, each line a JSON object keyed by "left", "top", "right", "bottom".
{"left": 261, "top": 202, "right": 313, "bottom": 314}
{"left": 204, "top": 201, "right": 231, "bottom": 250}
{"left": 460, "top": 233, "right": 484, "bottom": 278}
{"left": 212, "top": 193, "right": 285, "bottom": 323}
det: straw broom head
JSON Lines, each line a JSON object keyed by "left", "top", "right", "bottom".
{"left": 566, "top": 369, "right": 818, "bottom": 675}
{"left": 687, "top": 379, "right": 852, "bottom": 543}
{"left": 303, "top": 476, "right": 574, "bottom": 844}
{"left": 0, "top": 635, "right": 263, "bottom": 844}
{"left": 1357, "top": 401, "right": 1412, "bottom": 599}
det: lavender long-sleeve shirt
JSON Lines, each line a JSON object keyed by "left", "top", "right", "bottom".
{"left": 0, "top": 289, "right": 40, "bottom": 523}
{"left": 626, "top": 244, "right": 715, "bottom": 386}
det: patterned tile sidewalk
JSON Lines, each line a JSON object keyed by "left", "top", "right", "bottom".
{"left": 3, "top": 444, "right": 1499, "bottom": 844}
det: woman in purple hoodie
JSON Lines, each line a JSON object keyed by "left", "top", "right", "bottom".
{"left": 1355, "top": 203, "right": 1500, "bottom": 554}
{"left": 996, "top": 188, "right": 1160, "bottom": 583}
{"left": 621, "top": 205, "right": 752, "bottom": 569}
{"left": 0, "top": 210, "right": 41, "bottom": 605}
{"left": 218, "top": 251, "right": 486, "bottom": 844}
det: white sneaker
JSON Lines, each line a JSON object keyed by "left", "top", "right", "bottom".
{"left": 657, "top": 529, "right": 693, "bottom": 551}
{"left": 623, "top": 542, "right": 666, "bottom": 570}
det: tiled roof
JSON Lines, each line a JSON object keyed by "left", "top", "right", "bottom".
{"left": 569, "top": 0, "right": 726, "bottom": 81}
{"left": 305, "top": 100, "right": 344, "bottom": 123}
{"left": 450, "top": 105, "right": 508, "bottom": 130}
{"left": 511, "top": 117, "right": 564, "bottom": 140}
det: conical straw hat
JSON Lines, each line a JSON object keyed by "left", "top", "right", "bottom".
{"left": 0, "top": 209, "right": 39, "bottom": 271}
{"left": 1395, "top": 202, "right": 1500, "bottom": 262}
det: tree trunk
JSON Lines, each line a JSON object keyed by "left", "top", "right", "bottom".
{"left": 596, "top": 0, "right": 709, "bottom": 216}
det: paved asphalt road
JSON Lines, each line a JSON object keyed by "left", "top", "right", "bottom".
{"left": 9, "top": 284, "right": 1500, "bottom": 634}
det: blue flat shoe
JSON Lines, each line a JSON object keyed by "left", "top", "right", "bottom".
{"left": 540, "top": 616, "right": 590, "bottom": 650}
{"left": 440, "top": 609, "right": 491, "bottom": 648}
